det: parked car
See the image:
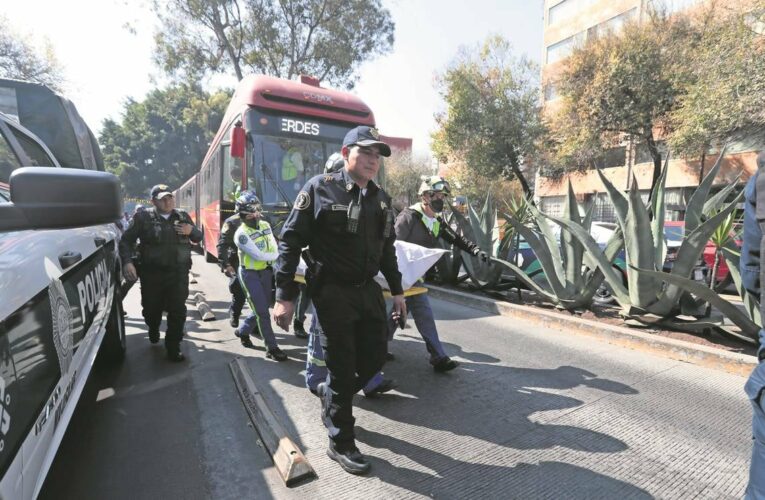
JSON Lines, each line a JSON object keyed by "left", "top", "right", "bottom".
{"left": 505, "top": 220, "right": 708, "bottom": 305}
{"left": 0, "top": 98, "right": 124, "bottom": 498}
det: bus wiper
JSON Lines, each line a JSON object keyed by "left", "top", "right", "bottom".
{"left": 260, "top": 149, "right": 292, "bottom": 207}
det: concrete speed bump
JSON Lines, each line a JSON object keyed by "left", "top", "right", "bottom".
{"left": 229, "top": 358, "right": 316, "bottom": 486}
{"left": 193, "top": 292, "right": 216, "bottom": 321}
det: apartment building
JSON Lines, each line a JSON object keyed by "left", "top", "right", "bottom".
{"left": 538, "top": 0, "right": 762, "bottom": 222}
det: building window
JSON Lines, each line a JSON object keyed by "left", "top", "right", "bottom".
{"left": 546, "top": 31, "right": 586, "bottom": 64}
{"left": 656, "top": 0, "right": 701, "bottom": 14}
{"left": 548, "top": 0, "right": 598, "bottom": 26}
{"left": 593, "top": 146, "right": 627, "bottom": 169}
{"left": 540, "top": 195, "right": 566, "bottom": 218}
{"left": 592, "top": 193, "right": 616, "bottom": 223}
{"left": 602, "top": 8, "right": 637, "bottom": 33}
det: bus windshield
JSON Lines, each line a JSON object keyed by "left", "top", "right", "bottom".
{"left": 246, "top": 109, "right": 345, "bottom": 206}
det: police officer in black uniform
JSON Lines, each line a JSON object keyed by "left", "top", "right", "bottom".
{"left": 120, "top": 184, "right": 203, "bottom": 362}
{"left": 273, "top": 126, "right": 406, "bottom": 475}
{"left": 217, "top": 211, "right": 247, "bottom": 327}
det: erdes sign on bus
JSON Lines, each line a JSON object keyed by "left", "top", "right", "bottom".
{"left": 280, "top": 118, "right": 320, "bottom": 136}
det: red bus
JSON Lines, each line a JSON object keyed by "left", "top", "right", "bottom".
{"left": 175, "top": 74, "right": 378, "bottom": 261}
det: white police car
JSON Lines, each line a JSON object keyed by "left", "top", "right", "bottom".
{"left": 0, "top": 112, "right": 125, "bottom": 499}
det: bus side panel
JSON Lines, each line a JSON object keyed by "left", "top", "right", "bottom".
{"left": 202, "top": 199, "right": 221, "bottom": 258}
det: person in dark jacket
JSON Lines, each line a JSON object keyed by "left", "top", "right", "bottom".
{"left": 120, "top": 184, "right": 202, "bottom": 361}
{"left": 740, "top": 151, "right": 765, "bottom": 499}
{"left": 273, "top": 126, "right": 406, "bottom": 475}
{"left": 217, "top": 212, "right": 247, "bottom": 327}
{"left": 388, "top": 175, "right": 489, "bottom": 372}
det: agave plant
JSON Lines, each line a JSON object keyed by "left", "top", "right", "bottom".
{"left": 450, "top": 193, "right": 508, "bottom": 289}
{"left": 496, "top": 181, "right": 626, "bottom": 310}
{"left": 554, "top": 150, "right": 742, "bottom": 321}
{"left": 637, "top": 241, "right": 759, "bottom": 343}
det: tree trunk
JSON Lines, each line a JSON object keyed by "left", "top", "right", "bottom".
{"left": 645, "top": 133, "right": 662, "bottom": 197}
{"left": 509, "top": 163, "right": 533, "bottom": 202}
{"left": 698, "top": 148, "right": 707, "bottom": 184}
{"left": 704, "top": 249, "right": 720, "bottom": 317}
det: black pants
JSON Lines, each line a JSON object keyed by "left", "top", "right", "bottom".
{"left": 313, "top": 280, "right": 387, "bottom": 450}
{"left": 228, "top": 275, "right": 246, "bottom": 317}
{"left": 139, "top": 267, "right": 190, "bottom": 347}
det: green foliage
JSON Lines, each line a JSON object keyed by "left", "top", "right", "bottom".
{"left": 0, "top": 16, "right": 65, "bottom": 91}
{"left": 578, "top": 153, "right": 743, "bottom": 317}
{"left": 549, "top": 12, "right": 677, "bottom": 186}
{"left": 432, "top": 35, "right": 543, "bottom": 198}
{"left": 383, "top": 151, "right": 432, "bottom": 208}
{"left": 99, "top": 84, "right": 231, "bottom": 197}
{"left": 152, "top": 0, "right": 394, "bottom": 88}
{"left": 499, "top": 182, "right": 627, "bottom": 309}
{"left": 452, "top": 193, "right": 504, "bottom": 289}
{"left": 669, "top": 1, "right": 765, "bottom": 158}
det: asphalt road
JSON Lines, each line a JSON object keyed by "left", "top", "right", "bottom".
{"left": 39, "top": 254, "right": 754, "bottom": 499}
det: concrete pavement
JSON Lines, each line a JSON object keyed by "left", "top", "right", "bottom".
{"left": 40, "top": 254, "right": 753, "bottom": 498}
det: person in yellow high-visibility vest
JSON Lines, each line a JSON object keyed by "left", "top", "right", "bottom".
{"left": 233, "top": 191, "right": 287, "bottom": 361}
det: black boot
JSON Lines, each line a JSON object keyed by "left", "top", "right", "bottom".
{"left": 363, "top": 378, "right": 398, "bottom": 398}
{"left": 293, "top": 321, "right": 309, "bottom": 339}
{"left": 229, "top": 312, "right": 240, "bottom": 328}
{"left": 326, "top": 441, "right": 371, "bottom": 475}
{"left": 235, "top": 329, "right": 255, "bottom": 348}
{"left": 166, "top": 345, "right": 185, "bottom": 362}
{"left": 433, "top": 357, "right": 459, "bottom": 373}
{"left": 148, "top": 328, "right": 160, "bottom": 344}
{"left": 266, "top": 347, "right": 288, "bottom": 361}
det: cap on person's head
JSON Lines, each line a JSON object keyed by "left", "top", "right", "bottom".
{"left": 151, "top": 184, "right": 173, "bottom": 200}
{"left": 342, "top": 126, "right": 391, "bottom": 157}
{"left": 757, "top": 151, "right": 765, "bottom": 169}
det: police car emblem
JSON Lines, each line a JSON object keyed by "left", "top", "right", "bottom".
{"left": 238, "top": 234, "right": 249, "bottom": 245}
{"left": 48, "top": 277, "right": 73, "bottom": 374}
{"left": 369, "top": 128, "right": 380, "bottom": 139}
{"left": 295, "top": 191, "right": 310, "bottom": 210}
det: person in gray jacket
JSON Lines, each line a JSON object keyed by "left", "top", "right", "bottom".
{"left": 388, "top": 175, "right": 489, "bottom": 372}
{"left": 740, "top": 151, "right": 765, "bottom": 499}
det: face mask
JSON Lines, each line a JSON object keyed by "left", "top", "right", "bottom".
{"left": 429, "top": 198, "right": 444, "bottom": 213}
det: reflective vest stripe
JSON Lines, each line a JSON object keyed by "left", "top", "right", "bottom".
{"left": 239, "top": 220, "right": 275, "bottom": 270}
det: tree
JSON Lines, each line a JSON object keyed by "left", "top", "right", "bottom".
{"left": 151, "top": 0, "right": 394, "bottom": 88}
{"left": 445, "top": 156, "right": 525, "bottom": 213}
{"left": 0, "top": 16, "right": 65, "bottom": 91}
{"left": 383, "top": 150, "right": 432, "bottom": 208}
{"left": 431, "top": 35, "right": 543, "bottom": 199}
{"left": 549, "top": 12, "right": 679, "bottom": 190}
{"left": 100, "top": 84, "right": 231, "bottom": 197}
{"left": 668, "top": 0, "right": 765, "bottom": 172}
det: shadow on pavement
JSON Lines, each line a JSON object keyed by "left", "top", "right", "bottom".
{"left": 357, "top": 427, "right": 652, "bottom": 499}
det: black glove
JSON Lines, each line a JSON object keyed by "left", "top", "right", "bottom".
{"left": 472, "top": 248, "right": 490, "bottom": 263}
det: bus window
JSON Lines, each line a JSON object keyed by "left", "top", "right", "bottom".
{"left": 251, "top": 136, "right": 332, "bottom": 207}
{"left": 222, "top": 144, "right": 243, "bottom": 202}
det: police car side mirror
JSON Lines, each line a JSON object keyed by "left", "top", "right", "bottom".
{"left": 0, "top": 167, "right": 122, "bottom": 231}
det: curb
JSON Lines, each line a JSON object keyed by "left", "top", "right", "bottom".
{"left": 426, "top": 284, "right": 757, "bottom": 377}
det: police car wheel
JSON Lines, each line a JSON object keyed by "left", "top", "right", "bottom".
{"left": 102, "top": 278, "right": 126, "bottom": 363}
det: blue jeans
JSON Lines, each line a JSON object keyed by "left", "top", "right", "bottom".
{"left": 388, "top": 293, "right": 447, "bottom": 363}
{"left": 746, "top": 360, "right": 765, "bottom": 499}
{"left": 237, "top": 268, "right": 279, "bottom": 350}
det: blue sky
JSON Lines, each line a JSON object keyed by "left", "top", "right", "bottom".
{"left": 1, "top": 0, "right": 543, "bottom": 154}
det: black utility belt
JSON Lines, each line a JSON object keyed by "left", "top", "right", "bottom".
{"left": 240, "top": 265, "right": 273, "bottom": 271}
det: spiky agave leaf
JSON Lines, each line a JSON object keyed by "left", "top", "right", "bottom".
{"left": 650, "top": 155, "right": 670, "bottom": 272}
{"left": 625, "top": 180, "right": 664, "bottom": 309}
{"left": 562, "top": 181, "right": 586, "bottom": 293}
{"left": 685, "top": 145, "right": 727, "bottom": 233}
{"left": 649, "top": 191, "right": 744, "bottom": 316}
{"left": 504, "top": 214, "right": 568, "bottom": 298}
{"left": 634, "top": 267, "right": 759, "bottom": 343}
{"left": 545, "top": 214, "right": 630, "bottom": 306}
{"left": 721, "top": 245, "right": 761, "bottom": 327}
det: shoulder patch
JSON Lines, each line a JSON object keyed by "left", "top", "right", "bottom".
{"left": 238, "top": 234, "right": 249, "bottom": 245}
{"left": 294, "top": 191, "right": 311, "bottom": 210}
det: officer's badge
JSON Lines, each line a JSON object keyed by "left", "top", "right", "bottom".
{"left": 238, "top": 234, "right": 249, "bottom": 245}
{"left": 346, "top": 183, "right": 353, "bottom": 191}
{"left": 380, "top": 201, "right": 387, "bottom": 210}
{"left": 369, "top": 128, "right": 380, "bottom": 139}
{"left": 294, "top": 191, "right": 310, "bottom": 210}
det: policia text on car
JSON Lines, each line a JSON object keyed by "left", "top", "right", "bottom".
{"left": 119, "top": 184, "right": 203, "bottom": 362}
{"left": 273, "top": 126, "right": 406, "bottom": 475}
